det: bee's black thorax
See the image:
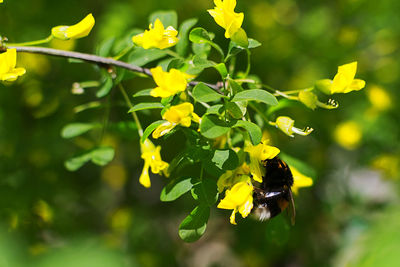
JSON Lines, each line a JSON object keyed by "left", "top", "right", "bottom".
{"left": 261, "top": 157, "right": 293, "bottom": 190}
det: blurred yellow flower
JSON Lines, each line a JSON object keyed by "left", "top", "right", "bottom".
{"left": 244, "top": 141, "right": 280, "bottom": 183}
{"left": 334, "top": 121, "right": 362, "bottom": 150}
{"left": 367, "top": 85, "right": 391, "bottom": 111}
{"left": 317, "top": 62, "right": 365, "bottom": 94}
{"left": 208, "top": 0, "right": 244, "bottom": 38}
{"left": 290, "top": 166, "right": 313, "bottom": 194}
{"left": 33, "top": 200, "right": 53, "bottom": 224}
{"left": 0, "top": 48, "right": 26, "bottom": 82}
{"left": 140, "top": 139, "right": 169, "bottom": 188}
{"left": 152, "top": 103, "right": 200, "bottom": 139}
{"left": 217, "top": 176, "right": 253, "bottom": 225}
{"left": 272, "top": 116, "right": 313, "bottom": 137}
{"left": 132, "top": 19, "right": 178, "bottom": 49}
{"left": 51, "top": 13, "right": 95, "bottom": 40}
{"left": 372, "top": 154, "right": 400, "bottom": 179}
{"left": 150, "top": 66, "right": 187, "bottom": 98}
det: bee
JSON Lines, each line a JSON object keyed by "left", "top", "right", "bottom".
{"left": 252, "top": 156, "right": 296, "bottom": 225}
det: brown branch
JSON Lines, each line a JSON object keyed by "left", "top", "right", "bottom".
{"left": 8, "top": 45, "right": 222, "bottom": 92}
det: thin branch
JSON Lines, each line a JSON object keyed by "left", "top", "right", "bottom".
{"left": 7, "top": 45, "right": 222, "bottom": 92}
{"left": 9, "top": 45, "right": 152, "bottom": 76}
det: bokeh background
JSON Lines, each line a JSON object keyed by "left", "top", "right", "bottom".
{"left": 1, "top": 0, "right": 400, "bottom": 266}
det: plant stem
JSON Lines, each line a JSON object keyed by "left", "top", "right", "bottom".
{"left": 118, "top": 84, "right": 143, "bottom": 137}
{"left": 6, "top": 35, "right": 54, "bottom": 46}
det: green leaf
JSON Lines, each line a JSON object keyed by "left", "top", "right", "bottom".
{"left": 191, "top": 177, "right": 219, "bottom": 206}
{"left": 206, "top": 104, "right": 224, "bottom": 115}
{"left": 176, "top": 18, "right": 198, "bottom": 57}
{"left": 210, "top": 149, "right": 239, "bottom": 171}
{"left": 91, "top": 147, "right": 115, "bottom": 166}
{"left": 214, "top": 63, "right": 228, "bottom": 79}
{"left": 65, "top": 153, "right": 93, "bottom": 171}
{"left": 149, "top": 10, "right": 178, "bottom": 29}
{"left": 192, "top": 55, "right": 216, "bottom": 68}
{"left": 228, "top": 79, "right": 244, "bottom": 94}
{"left": 231, "top": 89, "right": 278, "bottom": 106}
{"left": 133, "top": 89, "right": 153, "bottom": 97}
{"left": 160, "top": 177, "right": 195, "bottom": 202}
{"left": 248, "top": 38, "right": 262, "bottom": 49}
{"left": 167, "top": 58, "right": 187, "bottom": 71}
{"left": 129, "top": 102, "right": 164, "bottom": 112}
{"left": 192, "top": 83, "right": 222, "bottom": 102}
{"left": 200, "top": 115, "right": 231, "bottom": 139}
{"left": 192, "top": 43, "right": 211, "bottom": 58}
{"left": 226, "top": 101, "right": 246, "bottom": 119}
{"left": 97, "top": 37, "right": 115, "bottom": 57}
{"left": 233, "top": 120, "right": 262, "bottom": 145}
{"left": 61, "top": 123, "right": 99, "bottom": 139}
{"left": 128, "top": 48, "right": 167, "bottom": 67}
{"left": 189, "top": 27, "right": 212, "bottom": 44}
{"left": 141, "top": 120, "right": 165, "bottom": 143}
{"left": 179, "top": 205, "right": 210, "bottom": 242}
{"left": 64, "top": 147, "right": 115, "bottom": 171}
{"left": 96, "top": 73, "right": 113, "bottom": 98}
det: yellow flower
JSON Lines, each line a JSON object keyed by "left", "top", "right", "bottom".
{"left": 51, "top": 13, "right": 95, "bottom": 40}
{"left": 367, "top": 85, "right": 391, "bottom": 111}
{"left": 0, "top": 49, "right": 26, "bottom": 82}
{"left": 217, "top": 176, "right": 253, "bottom": 225}
{"left": 152, "top": 103, "right": 200, "bottom": 139}
{"left": 139, "top": 139, "right": 169, "bottom": 188}
{"left": 298, "top": 91, "right": 339, "bottom": 110}
{"left": 244, "top": 141, "right": 280, "bottom": 183}
{"left": 316, "top": 62, "right": 365, "bottom": 94}
{"left": 290, "top": 167, "right": 313, "bottom": 194}
{"left": 150, "top": 66, "right": 187, "bottom": 98}
{"left": 208, "top": 0, "right": 244, "bottom": 38}
{"left": 272, "top": 116, "right": 314, "bottom": 137}
{"left": 132, "top": 19, "right": 178, "bottom": 49}
{"left": 334, "top": 121, "right": 362, "bottom": 150}
{"left": 217, "top": 163, "right": 250, "bottom": 192}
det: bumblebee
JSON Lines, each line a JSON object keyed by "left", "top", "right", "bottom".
{"left": 252, "top": 156, "right": 296, "bottom": 224}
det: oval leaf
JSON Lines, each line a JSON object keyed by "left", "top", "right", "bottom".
{"left": 129, "top": 102, "right": 164, "bottom": 112}
{"left": 233, "top": 120, "right": 262, "bottom": 145}
{"left": 192, "top": 83, "right": 222, "bottom": 102}
{"left": 160, "top": 177, "right": 195, "bottom": 202}
{"left": 232, "top": 89, "right": 278, "bottom": 106}
{"left": 141, "top": 120, "right": 166, "bottom": 143}
{"left": 200, "top": 115, "right": 231, "bottom": 139}
{"left": 61, "top": 123, "right": 99, "bottom": 139}
{"left": 189, "top": 27, "right": 212, "bottom": 44}
{"left": 91, "top": 147, "right": 115, "bottom": 166}
{"left": 179, "top": 205, "right": 210, "bottom": 242}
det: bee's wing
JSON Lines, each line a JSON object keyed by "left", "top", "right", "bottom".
{"left": 287, "top": 188, "right": 296, "bottom": 225}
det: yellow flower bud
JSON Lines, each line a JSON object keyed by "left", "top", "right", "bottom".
{"left": 298, "top": 91, "right": 318, "bottom": 110}
{"left": 208, "top": 0, "right": 244, "bottom": 39}
{"left": 132, "top": 19, "right": 178, "bottom": 50}
{"left": 274, "top": 116, "right": 313, "bottom": 137}
{"left": 51, "top": 14, "right": 95, "bottom": 40}
{"left": 0, "top": 49, "right": 26, "bottom": 82}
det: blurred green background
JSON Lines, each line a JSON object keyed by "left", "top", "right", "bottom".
{"left": 1, "top": 0, "right": 400, "bottom": 266}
